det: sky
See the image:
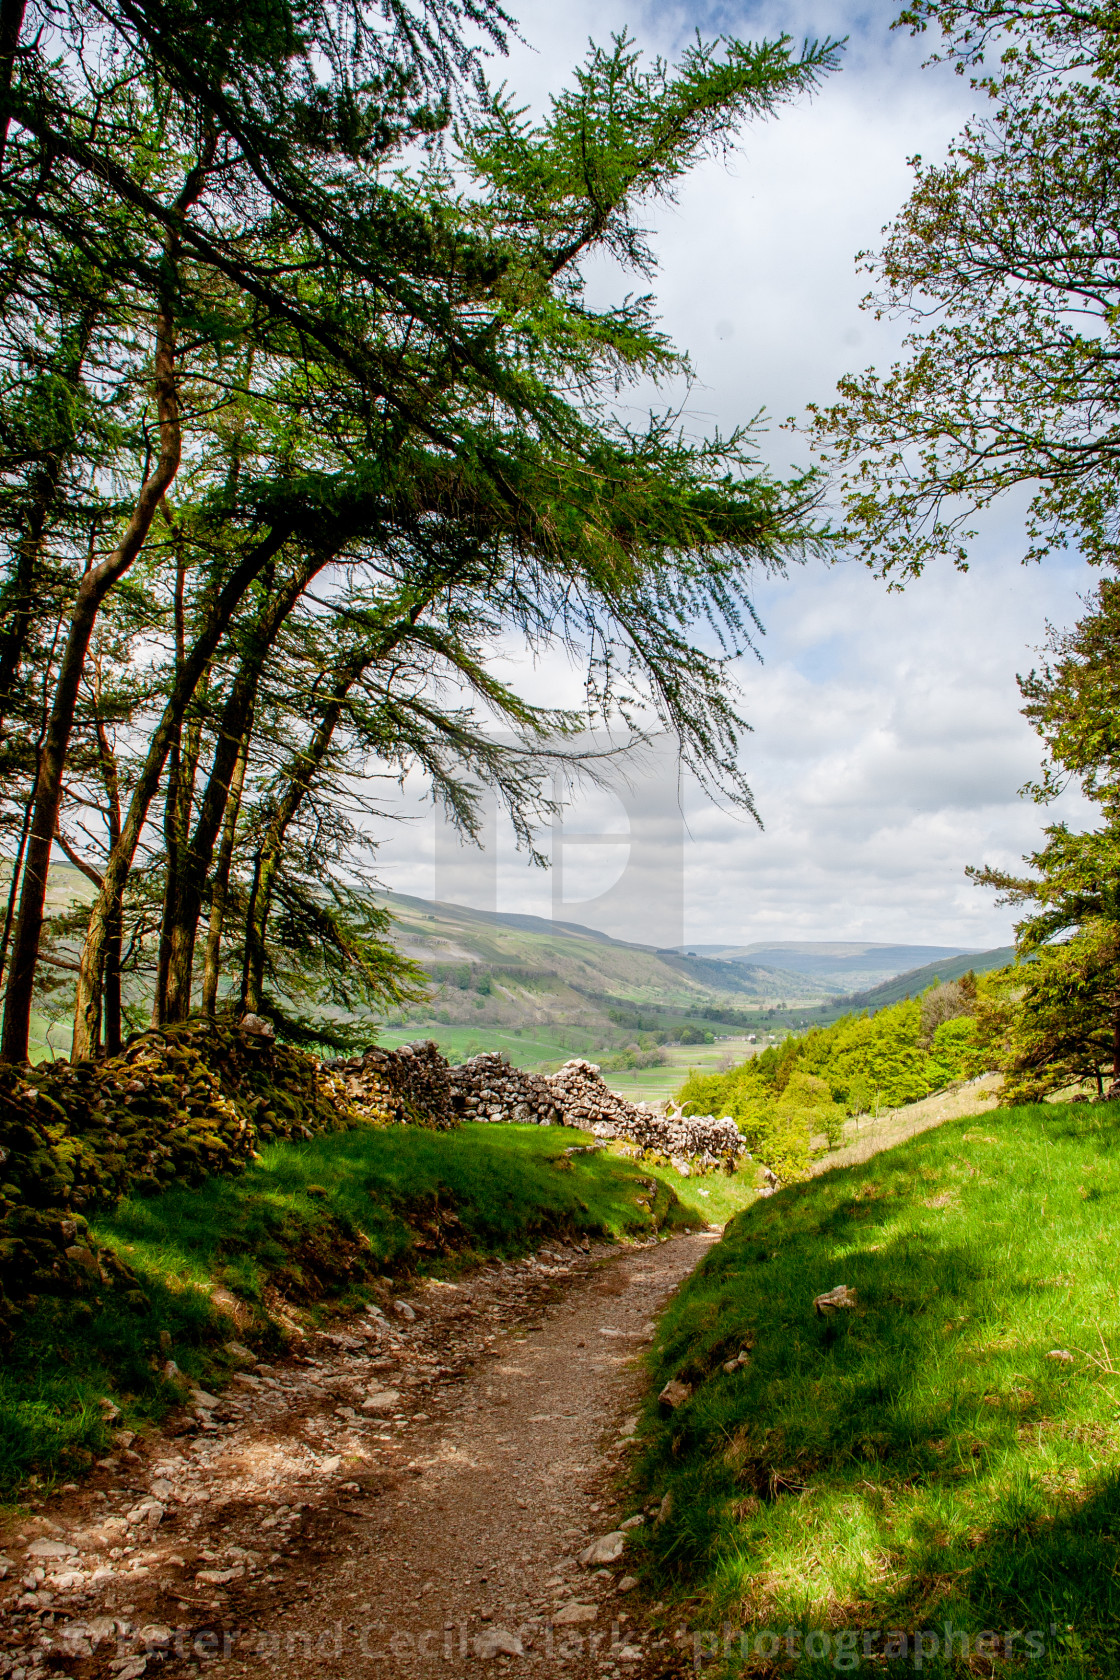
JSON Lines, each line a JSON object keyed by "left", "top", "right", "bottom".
{"left": 365, "top": 0, "right": 1097, "bottom": 952}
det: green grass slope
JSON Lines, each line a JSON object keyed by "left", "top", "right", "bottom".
{"left": 842, "top": 946, "right": 1017, "bottom": 1012}
{"left": 381, "top": 893, "right": 832, "bottom": 1036}
{"left": 0, "top": 1122, "right": 755, "bottom": 1503}
{"left": 628, "top": 1100, "right": 1120, "bottom": 1676}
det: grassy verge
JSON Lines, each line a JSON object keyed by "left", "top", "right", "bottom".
{"left": 0, "top": 1122, "right": 754, "bottom": 1503}
{"left": 629, "top": 1100, "right": 1120, "bottom": 1677}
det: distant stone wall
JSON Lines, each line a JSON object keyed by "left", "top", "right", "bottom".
{"left": 326, "top": 1044, "right": 747, "bottom": 1171}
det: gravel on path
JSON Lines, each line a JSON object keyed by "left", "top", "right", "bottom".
{"left": 1, "top": 1231, "right": 720, "bottom": 1680}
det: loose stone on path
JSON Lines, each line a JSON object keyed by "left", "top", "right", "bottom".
{"left": 0, "top": 1231, "right": 718, "bottom": 1680}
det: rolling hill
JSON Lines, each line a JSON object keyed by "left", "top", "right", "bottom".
{"left": 839, "top": 945, "right": 1018, "bottom": 1011}
{"left": 379, "top": 890, "right": 834, "bottom": 1040}
{"left": 677, "top": 940, "right": 978, "bottom": 992}
{"left": 375, "top": 896, "right": 1018, "bottom": 1063}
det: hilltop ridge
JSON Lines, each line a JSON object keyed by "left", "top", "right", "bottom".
{"left": 374, "top": 892, "right": 1014, "bottom": 1067}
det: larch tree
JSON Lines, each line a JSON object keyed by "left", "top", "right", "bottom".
{"left": 0, "top": 4, "right": 842, "bottom": 1061}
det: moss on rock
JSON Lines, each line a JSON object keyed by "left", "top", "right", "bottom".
{"left": 0, "top": 1015, "right": 362, "bottom": 1331}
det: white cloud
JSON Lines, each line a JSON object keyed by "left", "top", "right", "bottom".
{"left": 365, "top": 0, "right": 1099, "bottom": 953}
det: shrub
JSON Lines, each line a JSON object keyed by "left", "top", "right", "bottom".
{"left": 677, "top": 994, "right": 983, "bottom": 1178}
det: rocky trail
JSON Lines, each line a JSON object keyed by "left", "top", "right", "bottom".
{"left": 0, "top": 1230, "right": 721, "bottom": 1680}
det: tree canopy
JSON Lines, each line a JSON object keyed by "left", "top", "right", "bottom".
{"left": 0, "top": 1, "right": 840, "bottom": 1062}
{"left": 809, "top": 0, "right": 1120, "bottom": 575}
{"left": 969, "top": 579, "right": 1120, "bottom": 1094}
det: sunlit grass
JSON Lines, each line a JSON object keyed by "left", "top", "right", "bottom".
{"left": 1, "top": 1120, "right": 755, "bottom": 1501}
{"left": 630, "top": 1101, "right": 1120, "bottom": 1676}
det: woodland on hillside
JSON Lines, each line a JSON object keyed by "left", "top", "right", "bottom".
{"left": 812, "top": 0, "right": 1120, "bottom": 1098}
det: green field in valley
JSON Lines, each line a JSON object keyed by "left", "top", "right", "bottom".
{"left": 372, "top": 1021, "right": 587, "bottom": 1068}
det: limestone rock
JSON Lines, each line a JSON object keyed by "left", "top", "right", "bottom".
{"left": 112, "top": 1660, "right": 149, "bottom": 1680}
{"left": 361, "top": 1390, "right": 401, "bottom": 1412}
{"left": 553, "top": 1603, "right": 598, "bottom": 1625}
{"left": 579, "top": 1531, "right": 625, "bottom": 1566}
{"left": 475, "top": 1627, "right": 524, "bottom": 1658}
{"left": 814, "top": 1285, "right": 857, "bottom": 1316}
{"left": 238, "top": 1013, "right": 275, "bottom": 1038}
{"left": 657, "top": 1379, "right": 692, "bottom": 1410}
{"left": 26, "top": 1539, "right": 77, "bottom": 1560}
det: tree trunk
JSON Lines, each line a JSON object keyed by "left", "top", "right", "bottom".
{"left": 153, "top": 712, "right": 201, "bottom": 1023}
{"left": 0, "top": 774, "right": 33, "bottom": 993}
{"left": 241, "top": 655, "right": 367, "bottom": 1013}
{"left": 0, "top": 305, "right": 100, "bottom": 737}
{"left": 153, "top": 540, "right": 188, "bottom": 1022}
{"left": 201, "top": 723, "right": 250, "bottom": 1015}
{"left": 1, "top": 291, "right": 183, "bottom": 1062}
{"left": 95, "top": 715, "right": 123, "bottom": 1056}
{"left": 0, "top": 0, "right": 26, "bottom": 175}
{"left": 1, "top": 142, "right": 216, "bottom": 1063}
{"left": 0, "top": 609, "right": 65, "bottom": 993}
{"left": 69, "top": 522, "right": 295, "bottom": 1059}
{"left": 158, "top": 554, "right": 323, "bottom": 1023}
{"left": 0, "top": 470, "right": 59, "bottom": 732}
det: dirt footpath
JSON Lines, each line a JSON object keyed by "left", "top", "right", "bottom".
{"left": 0, "top": 1232, "right": 719, "bottom": 1680}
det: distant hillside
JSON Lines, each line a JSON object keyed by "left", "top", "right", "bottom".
{"left": 377, "top": 892, "right": 837, "bottom": 1050}
{"left": 678, "top": 940, "right": 977, "bottom": 992}
{"left": 841, "top": 946, "right": 1016, "bottom": 1011}
{"left": 16, "top": 869, "right": 1009, "bottom": 1064}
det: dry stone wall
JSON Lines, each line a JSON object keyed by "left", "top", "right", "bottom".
{"left": 447, "top": 1053, "right": 563, "bottom": 1126}
{"left": 328, "top": 1044, "right": 746, "bottom": 1171}
{"left": 325, "top": 1041, "right": 458, "bottom": 1130}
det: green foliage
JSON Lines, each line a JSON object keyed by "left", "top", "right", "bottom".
{"left": 0, "top": 0, "right": 842, "bottom": 1061}
{"left": 976, "top": 932, "right": 1120, "bottom": 1102}
{"left": 0, "top": 1119, "right": 698, "bottom": 1497}
{"left": 810, "top": 2, "right": 1120, "bottom": 573}
{"left": 967, "top": 581, "right": 1120, "bottom": 1097}
{"left": 1019, "top": 577, "right": 1120, "bottom": 810}
{"left": 629, "top": 1100, "right": 1120, "bottom": 1673}
{"left": 677, "top": 995, "right": 980, "bottom": 1177}
{"left": 598, "top": 1045, "right": 667, "bottom": 1071}
{"left": 927, "top": 1013, "right": 979, "bottom": 1085}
